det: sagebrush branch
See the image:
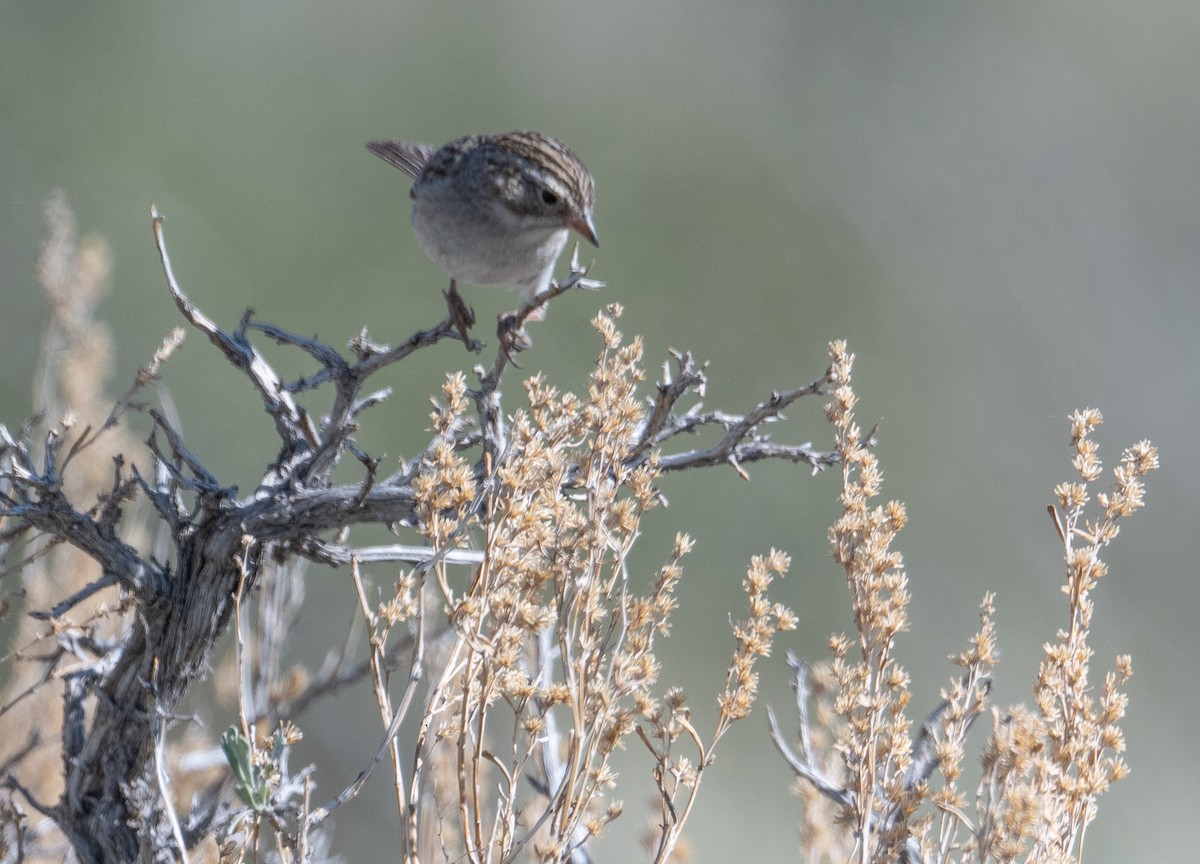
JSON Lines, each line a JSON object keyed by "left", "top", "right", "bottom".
{"left": 0, "top": 205, "right": 838, "bottom": 864}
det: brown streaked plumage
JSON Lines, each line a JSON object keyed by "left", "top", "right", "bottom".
{"left": 367, "top": 131, "right": 597, "bottom": 291}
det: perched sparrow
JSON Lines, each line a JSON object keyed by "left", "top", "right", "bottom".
{"left": 367, "top": 131, "right": 598, "bottom": 323}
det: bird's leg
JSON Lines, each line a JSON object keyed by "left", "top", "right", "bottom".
{"left": 497, "top": 312, "right": 534, "bottom": 363}
{"left": 496, "top": 281, "right": 556, "bottom": 361}
{"left": 443, "top": 279, "right": 477, "bottom": 349}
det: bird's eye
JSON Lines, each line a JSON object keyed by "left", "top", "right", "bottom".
{"left": 541, "top": 189, "right": 559, "bottom": 205}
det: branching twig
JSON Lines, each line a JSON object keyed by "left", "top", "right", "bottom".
{"left": 768, "top": 660, "right": 855, "bottom": 809}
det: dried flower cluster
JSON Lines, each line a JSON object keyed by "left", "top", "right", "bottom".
{"left": 972, "top": 410, "right": 1155, "bottom": 864}
{"left": 348, "top": 309, "right": 796, "bottom": 864}
{"left": 824, "top": 340, "right": 924, "bottom": 860}
{"left": 776, "top": 347, "right": 1156, "bottom": 864}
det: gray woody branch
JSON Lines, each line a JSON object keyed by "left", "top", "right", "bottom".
{"left": 0, "top": 207, "right": 837, "bottom": 863}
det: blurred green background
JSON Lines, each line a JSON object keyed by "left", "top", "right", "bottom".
{"left": 2, "top": 2, "right": 1197, "bottom": 862}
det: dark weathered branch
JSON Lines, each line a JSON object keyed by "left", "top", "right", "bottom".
{"left": 657, "top": 438, "right": 839, "bottom": 475}
{"left": 634, "top": 364, "right": 838, "bottom": 476}
{"left": 152, "top": 207, "right": 307, "bottom": 456}
{"left": 27, "top": 573, "right": 117, "bottom": 621}
{"left": 632, "top": 348, "right": 709, "bottom": 459}
{"left": 8, "top": 485, "right": 163, "bottom": 598}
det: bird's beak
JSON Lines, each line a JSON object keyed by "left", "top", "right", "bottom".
{"left": 571, "top": 210, "right": 600, "bottom": 247}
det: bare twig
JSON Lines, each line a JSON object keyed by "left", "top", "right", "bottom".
{"left": 768, "top": 657, "right": 856, "bottom": 810}
{"left": 27, "top": 574, "right": 116, "bottom": 621}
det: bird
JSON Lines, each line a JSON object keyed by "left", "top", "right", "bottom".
{"left": 366, "top": 131, "right": 598, "bottom": 336}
